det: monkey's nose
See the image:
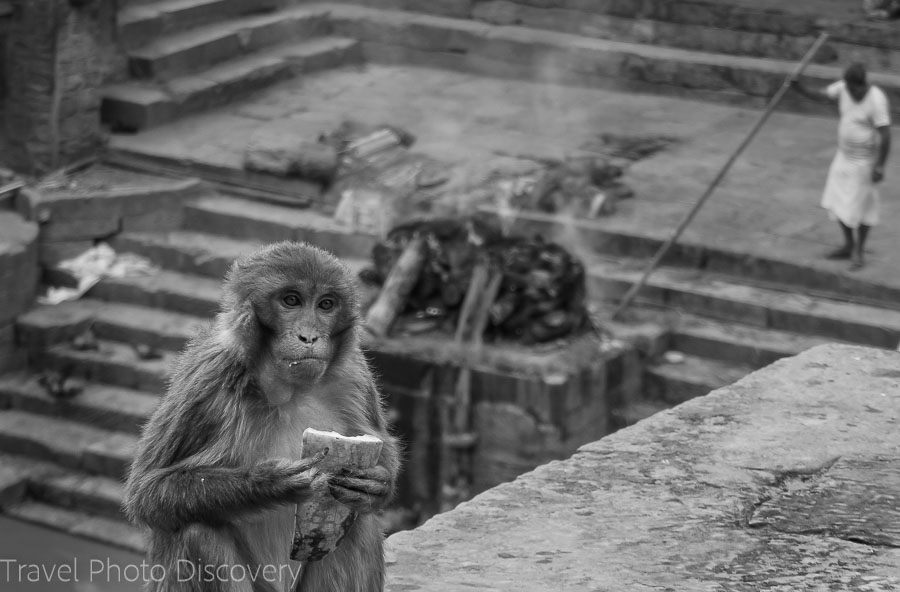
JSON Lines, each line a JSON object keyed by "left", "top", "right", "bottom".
{"left": 298, "top": 333, "right": 319, "bottom": 345}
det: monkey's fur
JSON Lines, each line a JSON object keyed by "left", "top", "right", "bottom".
{"left": 124, "top": 242, "right": 401, "bottom": 592}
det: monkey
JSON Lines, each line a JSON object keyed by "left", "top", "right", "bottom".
{"left": 123, "top": 241, "right": 401, "bottom": 592}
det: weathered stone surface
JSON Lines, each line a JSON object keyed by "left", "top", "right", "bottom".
{"left": 6, "top": 501, "right": 146, "bottom": 553}
{"left": 244, "top": 131, "right": 339, "bottom": 183}
{"left": 5, "top": 0, "right": 119, "bottom": 173}
{"left": 750, "top": 456, "right": 900, "bottom": 548}
{"left": 0, "top": 463, "right": 28, "bottom": 508}
{"left": 0, "top": 211, "right": 39, "bottom": 325}
{"left": 385, "top": 344, "right": 900, "bottom": 590}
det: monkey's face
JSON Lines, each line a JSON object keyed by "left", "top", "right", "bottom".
{"left": 261, "top": 281, "right": 343, "bottom": 383}
{"left": 222, "top": 242, "right": 361, "bottom": 404}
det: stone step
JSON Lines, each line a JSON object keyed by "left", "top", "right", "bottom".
{"left": 89, "top": 269, "right": 223, "bottom": 317}
{"left": 113, "top": 229, "right": 373, "bottom": 280}
{"left": 322, "top": 3, "right": 900, "bottom": 117}
{"left": 0, "top": 410, "right": 136, "bottom": 480}
{"left": 39, "top": 339, "right": 175, "bottom": 394}
{"left": 587, "top": 256, "right": 900, "bottom": 349}
{"left": 112, "top": 230, "right": 262, "bottom": 279}
{"left": 127, "top": 5, "right": 333, "bottom": 79}
{"left": 119, "top": 0, "right": 286, "bottom": 51}
{"left": 29, "top": 470, "right": 126, "bottom": 523}
{"left": 17, "top": 299, "right": 208, "bottom": 353}
{"left": 183, "top": 195, "right": 379, "bottom": 259}
{"left": 6, "top": 501, "right": 144, "bottom": 553}
{"left": 480, "top": 207, "right": 900, "bottom": 306}
{"left": 669, "top": 313, "right": 836, "bottom": 368}
{"left": 102, "top": 36, "right": 361, "bottom": 131}
{"left": 468, "top": 1, "right": 836, "bottom": 65}
{"left": 359, "top": 0, "right": 900, "bottom": 70}
{"left": 644, "top": 353, "right": 751, "bottom": 405}
{"left": 330, "top": 0, "right": 823, "bottom": 37}
{"left": 609, "top": 398, "right": 671, "bottom": 430}
{"left": 0, "top": 373, "right": 157, "bottom": 435}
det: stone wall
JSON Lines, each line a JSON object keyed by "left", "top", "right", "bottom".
{"left": 0, "top": 211, "right": 39, "bottom": 374}
{"left": 384, "top": 344, "right": 900, "bottom": 591}
{"left": 4, "top": 0, "right": 120, "bottom": 174}
{"left": 367, "top": 335, "right": 641, "bottom": 515}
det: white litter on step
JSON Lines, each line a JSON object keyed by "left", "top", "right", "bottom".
{"left": 38, "top": 243, "right": 157, "bottom": 305}
{"left": 663, "top": 351, "right": 686, "bottom": 364}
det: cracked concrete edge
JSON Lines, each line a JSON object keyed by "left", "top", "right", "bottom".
{"left": 385, "top": 343, "right": 900, "bottom": 591}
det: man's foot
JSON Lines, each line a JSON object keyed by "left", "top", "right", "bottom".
{"left": 826, "top": 246, "right": 854, "bottom": 260}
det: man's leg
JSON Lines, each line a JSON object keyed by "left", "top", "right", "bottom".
{"left": 851, "top": 224, "right": 870, "bottom": 269}
{"left": 826, "top": 221, "right": 855, "bottom": 259}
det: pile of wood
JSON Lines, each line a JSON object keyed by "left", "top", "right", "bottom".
{"left": 362, "top": 217, "right": 588, "bottom": 344}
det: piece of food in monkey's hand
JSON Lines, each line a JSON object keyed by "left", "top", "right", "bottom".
{"left": 291, "top": 428, "right": 383, "bottom": 562}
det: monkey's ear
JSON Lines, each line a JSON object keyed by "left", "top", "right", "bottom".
{"left": 216, "top": 299, "right": 262, "bottom": 356}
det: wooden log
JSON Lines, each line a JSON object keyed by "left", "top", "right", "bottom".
{"left": 364, "top": 236, "right": 426, "bottom": 338}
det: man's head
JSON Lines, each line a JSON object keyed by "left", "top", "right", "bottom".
{"left": 844, "top": 63, "right": 869, "bottom": 101}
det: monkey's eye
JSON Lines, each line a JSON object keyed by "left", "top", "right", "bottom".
{"left": 318, "top": 297, "right": 336, "bottom": 311}
{"left": 282, "top": 293, "right": 302, "bottom": 307}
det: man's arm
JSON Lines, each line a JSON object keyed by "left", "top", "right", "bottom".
{"left": 873, "top": 125, "right": 891, "bottom": 183}
{"left": 790, "top": 79, "right": 835, "bottom": 104}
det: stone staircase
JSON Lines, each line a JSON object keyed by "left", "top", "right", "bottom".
{"left": 3, "top": 183, "right": 900, "bottom": 547}
{"left": 102, "top": 0, "right": 900, "bottom": 133}
{"left": 102, "top": 1, "right": 363, "bottom": 130}
{"left": 588, "top": 253, "right": 900, "bottom": 425}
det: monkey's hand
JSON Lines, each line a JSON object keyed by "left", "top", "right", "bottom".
{"left": 274, "top": 451, "right": 330, "bottom": 504}
{"left": 328, "top": 465, "right": 392, "bottom": 514}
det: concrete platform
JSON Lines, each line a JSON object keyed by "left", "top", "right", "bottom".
{"left": 384, "top": 343, "right": 900, "bottom": 590}
{"left": 109, "top": 63, "right": 900, "bottom": 291}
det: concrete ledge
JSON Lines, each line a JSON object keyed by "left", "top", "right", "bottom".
{"left": 385, "top": 343, "right": 900, "bottom": 590}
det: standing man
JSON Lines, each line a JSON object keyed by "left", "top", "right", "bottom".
{"left": 798, "top": 63, "right": 892, "bottom": 270}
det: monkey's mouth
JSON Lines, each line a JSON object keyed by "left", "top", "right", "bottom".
{"left": 286, "top": 357, "right": 325, "bottom": 367}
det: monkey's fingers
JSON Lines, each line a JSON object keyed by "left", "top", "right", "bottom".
{"left": 328, "top": 483, "right": 386, "bottom": 514}
{"left": 295, "top": 448, "right": 329, "bottom": 472}
{"left": 337, "top": 465, "right": 390, "bottom": 483}
{"left": 328, "top": 474, "right": 390, "bottom": 497}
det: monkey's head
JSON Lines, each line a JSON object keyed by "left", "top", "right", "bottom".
{"left": 219, "top": 242, "right": 361, "bottom": 404}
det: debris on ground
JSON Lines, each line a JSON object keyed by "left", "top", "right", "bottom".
{"left": 38, "top": 371, "right": 85, "bottom": 399}
{"left": 71, "top": 328, "right": 99, "bottom": 352}
{"left": 499, "top": 155, "right": 634, "bottom": 217}
{"left": 243, "top": 129, "right": 339, "bottom": 184}
{"left": 663, "top": 351, "right": 686, "bottom": 364}
{"left": 325, "top": 120, "right": 451, "bottom": 227}
{"left": 864, "top": 0, "right": 900, "bottom": 19}
{"left": 364, "top": 216, "right": 590, "bottom": 344}
{"left": 583, "top": 133, "right": 680, "bottom": 161}
{"left": 38, "top": 243, "right": 157, "bottom": 305}
{"left": 132, "top": 343, "right": 163, "bottom": 361}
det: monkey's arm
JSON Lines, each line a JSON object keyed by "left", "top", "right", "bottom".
{"left": 328, "top": 377, "right": 401, "bottom": 514}
{"left": 124, "top": 391, "right": 326, "bottom": 532}
{"left": 127, "top": 454, "right": 327, "bottom": 532}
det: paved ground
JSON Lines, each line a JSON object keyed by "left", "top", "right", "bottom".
{"left": 384, "top": 343, "right": 900, "bottom": 590}
{"left": 110, "top": 63, "right": 900, "bottom": 290}
{"left": 0, "top": 516, "right": 142, "bottom": 592}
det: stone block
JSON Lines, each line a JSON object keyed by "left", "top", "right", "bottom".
{"left": 367, "top": 349, "right": 434, "bottom": 391}
{"left": 0, "top": 465, "right": 28, "bottom": 508}
{"left": 412, "top": 0, "right": 473, "bottom": 19}
{"left": 472, "top": 401, "right": 564, "bottom": 493}
{"left": 83, "top": 433, "right": 135, "bottom": 480}
{"left": 244, "top": 132, "right": 339, "bottom": 183}
{"left": 38, "top": 240, "right": 94, "bottom": 266}
{"left": 39, "top": 215, "right": 121, "bottom": 242}
{"left": 121, "top": 207, "right": 184, "bottom": 232}
{"left": 0, "top": 323, "right": 26, "bottom": 375}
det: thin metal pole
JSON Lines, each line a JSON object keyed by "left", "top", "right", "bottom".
{"left": 611, "top": 32, "right": 830, "bottom": 320}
